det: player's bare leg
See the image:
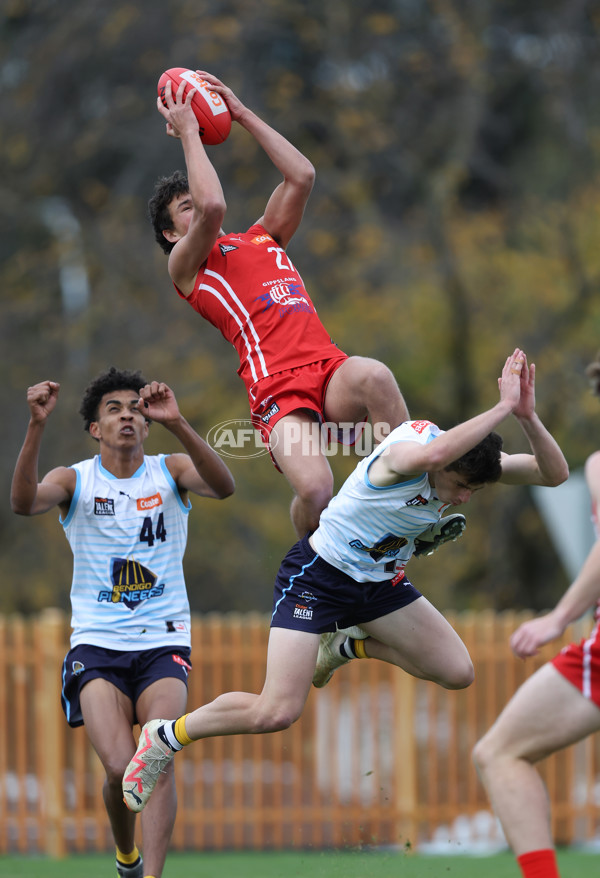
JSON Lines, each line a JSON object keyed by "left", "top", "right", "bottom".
{"left": 123, "top": 630, "right": 321, "bottom": 812}
{"left": 270, "top": 411, "right": 334, "bottom": 537}
{"left": 82, "top": 676, "right": 187, "bottom": 878}
{"left": 473, "top": 663, "right": 600, "bottom": 857}
{"left": 353, "top": 598, "right": 474, "bottom": 689}
{"left": 80, "top": 682, "right": 140, "bottom": 864}
{"left": 324, "top": 355, "right": 409, "bottom": 445}
{"left": 135, "top": 679, "right": 188, "bottom": 878}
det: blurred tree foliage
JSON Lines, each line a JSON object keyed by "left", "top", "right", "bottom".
{"left": 1, "top": 0, "right": 600, "bottom": 617}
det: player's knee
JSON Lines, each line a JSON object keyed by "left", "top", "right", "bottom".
{"left": 439, "top": 655, "right": 475, "bottom": 690}
{"left": 472, "top": 732, "right": 502, "bottom": 778}
{"left": 294, "top": 476, "right": 334, "bottom": 514}
{"left": 254, "top": 703, "right": 303, "bottom": 734}
{"left": 104, "top": 756, "right": 134, "bottom": 788}
{"left": 349, "top": 357, "right": 397, "bottom": 396}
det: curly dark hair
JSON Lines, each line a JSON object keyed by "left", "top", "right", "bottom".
{"left": 79, "top": 367, "right": 149, "bottom": 433}
{"left": 445, "top": 431, "right": 504, "bottom": 485}
{"left": 586, "top": 354, "right": 600, "bottom": 398}
{"left": 148, "top": 170, "right": 190, "bottom": 254}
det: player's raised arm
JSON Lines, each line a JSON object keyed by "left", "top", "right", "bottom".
{"left": 11, "top": 381, "right": 75, "bottom": 516}
{"left": 157, "top": 78, "right": 227, "bottom": 294}
{"left": 374, "top": 349, "right": 525, "bottom": 483}
{"left": 197, "top": 71, "right": 315, "bottom": 249}
{"left": 510, "top": 451, "right": 600, "bottom": 658}
{"left": 497, "top": 355, "right": 569, "bottom": 487}
{"left": 138, "top": 382, "right": 235, "bottom": 499}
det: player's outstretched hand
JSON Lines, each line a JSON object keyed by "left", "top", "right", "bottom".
{"left": 498, "top": 348, "right": 526, "bottom": 411}
{"left": 510, "top": 611, "right": 565, "bottom": 659}
{"left": 157, "top": 78, "right": 199, "bottom": 139}
{"left": 27, "top": 381, "right": 60, "bottom": 423}
{"left": 138, "top": 381, "right": 181, "bottom": 425}
{"left": 195, "top": 71, "right": 246, "bottom": 121}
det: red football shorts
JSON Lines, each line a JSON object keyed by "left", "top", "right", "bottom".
{"left": 248, "top": 356, "right": 367, "bottom": 469}
{"left": 552, "top": 621, "right": 600, "bottom": 707}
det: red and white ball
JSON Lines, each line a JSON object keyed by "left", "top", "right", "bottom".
{"left": 157, "top": 68, "right": 232, "bottom": 145}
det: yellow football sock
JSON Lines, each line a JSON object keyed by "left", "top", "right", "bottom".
{"left": 174, "top": 713, "right": 193, "bottom": 746}
{"left": 353, "top": 638, "right": 369, "bottom": 659}
{"left": 116, "top": 844, "right": 140, "bottom": 865}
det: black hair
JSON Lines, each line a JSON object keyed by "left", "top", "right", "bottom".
{"left": 148, "top": 170, "right": 190, "bottom": 254}
{"left": 445, "top": 431, "right": 504, "bottom": 485}
{"left": 586, "top": 354, "right": 600, "bottom": 398}
{"left": 79, "top": 367, "right": 148, "bottom": 433}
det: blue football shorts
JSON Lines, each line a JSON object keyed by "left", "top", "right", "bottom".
{"left": 61, "top": 643, "right": 192, "bottom": 728}
{"left": 271, "top": 534, "right": 422, "bottom": 633}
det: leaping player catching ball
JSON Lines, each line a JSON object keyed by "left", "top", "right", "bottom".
{"left": 148, "top": 71, "right": 436, "bottom": 540}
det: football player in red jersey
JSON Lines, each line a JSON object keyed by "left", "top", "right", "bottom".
{"left": 149, "top": 71, "right": 409, "bottom": 538}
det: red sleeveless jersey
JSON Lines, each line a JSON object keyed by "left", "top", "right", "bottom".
{"left": 175, "top": 224, "right": 342, "bottom": 389}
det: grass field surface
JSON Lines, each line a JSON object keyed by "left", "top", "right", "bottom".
{"left": 0, "top": 849, "right": 596, "bottom": 877}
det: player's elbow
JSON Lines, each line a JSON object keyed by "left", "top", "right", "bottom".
{"left": 203, "top": 196, "right": 227, "bottom": 227}
{"left": 216, "top": 477, "right": 235, "bottom": 500}
{"left": 11, "top": 497, "right": 34, "bottom": 516}
{"left": 290, "top": 159, "right": 316, "bottom": 195}
{"left": 543, "top": 460, "right": 569, "bottom": 487}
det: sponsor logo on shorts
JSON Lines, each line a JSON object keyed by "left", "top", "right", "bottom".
{"left": 171, "top": 654, "right": 192, "bottom": 674}
{"left": 391, "top": 569, "right": 406, "bottom": 586}
{"left": 71, "top": 660, "right": 85, "bottom": 676}
{"left": 260, "top": 402, "right": 280, "bottom": 424}
{"left": 293, "top": 604, "right": 313, "bottom": 621}
{"left": 137, "top": 493, "right": 162, "bottom": 511}
{"left": 94, "top": 497, "right": 115, "bottom": 516}
{"left": 251, "top": 234, "right": 274, "bottom": 245}
{"left": 299, "top": 591, "right": 317, "bottom": 603}
{"left": 349, "top": 533, "right": 408, "bottom": 562}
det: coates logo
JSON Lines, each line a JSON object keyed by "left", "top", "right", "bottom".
{"left": 410, "top": 420, "right": 434, "bottom": 435}
{"left": 251, "top": 233, "right": 274, "bottom": 245}
{"left": 137, "top": 493, "right": 162, "bottom": 511}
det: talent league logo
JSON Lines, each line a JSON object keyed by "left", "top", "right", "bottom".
{"left": 97, "top": 557, "right": 165, "bottom": 610}
{"left": 94, "top": 497, "right": 115, "bottom": 516}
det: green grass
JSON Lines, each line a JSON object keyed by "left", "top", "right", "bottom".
{"left": 0, "top": 850, "right": 596, "bottom": 878}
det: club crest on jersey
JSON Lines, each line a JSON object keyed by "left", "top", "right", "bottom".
{"left": 94, "top": 497, "right": 115, "bottom": 516}
{"left": 219, "top": 243, "right": 238, "bottom": 256}
{"left": 257, "top": 283, "right": 311, "bottom": 312}
{"left": 349, "top": 533, "right": 408, "bottom": 562}
{"left": 98, "top": 557, "right": 165, "bottom": 610}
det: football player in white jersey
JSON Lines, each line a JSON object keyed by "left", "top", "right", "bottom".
{"left": 121, "top": 349, "right": 568, "bottom": 817}
{"left": 11, "top": 369, "right": 234, "bottom": 878}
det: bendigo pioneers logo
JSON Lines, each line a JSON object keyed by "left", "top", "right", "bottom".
{"left": 98, "top": 557, "right": 164, "bottom": 610}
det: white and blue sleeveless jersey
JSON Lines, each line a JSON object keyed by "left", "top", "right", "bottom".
{"left": 311, "top": 421, "right": 449, "bottom": 582}
{"left": 61, "top": 454, "right": 192, "bottom": 650}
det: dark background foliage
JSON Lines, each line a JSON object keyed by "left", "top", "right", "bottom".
{"left": 2, "top": 0, "right": 600, "bottom": 616}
